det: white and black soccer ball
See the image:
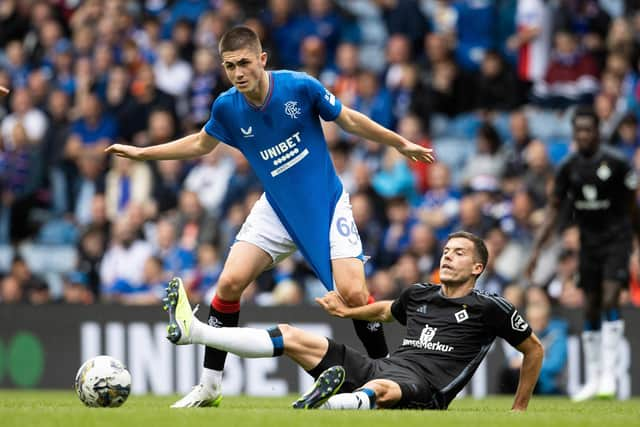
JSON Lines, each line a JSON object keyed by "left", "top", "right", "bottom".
{"left": 75, "top": 355, "right": 131, "bottom": 407}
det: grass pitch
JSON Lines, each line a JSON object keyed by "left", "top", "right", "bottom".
{"left": 1, "top": 391, "right": 638, "bottom": 427}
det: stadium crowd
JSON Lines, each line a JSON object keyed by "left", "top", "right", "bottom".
{"left": 0, "top": 0, "right": 639, "bottom": 365}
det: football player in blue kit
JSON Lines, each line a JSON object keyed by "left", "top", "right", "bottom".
{"left": 106, "top": 26, "right": 434, "bottom": 408}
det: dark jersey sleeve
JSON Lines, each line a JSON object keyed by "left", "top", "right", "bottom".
{"left": 485, "top": 295, "right": 532, "bottom": 347}
{"left": 390, "top": 286, "right": 414, "bottom": 325}
{"left": 552, "top": 159, "right": 571, "bottom": 206}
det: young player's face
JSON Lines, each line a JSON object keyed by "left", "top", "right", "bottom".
{"left": 573, "top": 116, "right": 599, "bottom": 154}
{"left": 221, "top": 48, "right": 267, "bottom": 94}
{"left": 439, "top": 238, "right": 484, "bottom": 286}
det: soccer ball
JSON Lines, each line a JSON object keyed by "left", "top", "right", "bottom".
{"left": 74, "top": 355, "right": 132, "bottom": 407}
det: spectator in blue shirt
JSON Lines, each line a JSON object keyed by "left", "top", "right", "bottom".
{"left": 453, "top": 0, "right": 497, "bottom": 71}
{"left": 528, "top": 302, "right": 568, "bottom": 394}
{"left": 66, "top": 92, "right": 118, "bottom": 162}
{"left": 262, "top": 0, "right": 308, "bottom": 69}
{"left": 154, "top": 218, "right": 196, "bottom": 279}
{"left": 353, "top": 69, "right": 394, "bottom": 129}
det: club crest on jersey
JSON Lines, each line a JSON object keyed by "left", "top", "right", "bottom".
{"left": 284, "top": 101, "right": 301, "bottom": 119}
{"left": 597, "top": 163, "right": 611, "bottom": 181}
{"left": 454, "top": 309, "right": 469, "bottom": 323}
{"left": 511, "top": 311, "right": 528, "bottom": 332}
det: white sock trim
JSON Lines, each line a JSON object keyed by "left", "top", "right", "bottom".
{"left": 321, "top": 392, "right": 372, "bottom": 410}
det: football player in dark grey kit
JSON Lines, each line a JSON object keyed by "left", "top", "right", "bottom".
{"left": 164, "top": 231, "right": 543, "bottom": 411}
{"left": 527, "top": 105, "right": 638, "bottom": 401}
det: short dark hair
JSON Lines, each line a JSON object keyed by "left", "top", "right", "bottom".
{"left": 218, "top": 26, "right": 262, "bottom": 55}
{"left": 445, "top": 231, "right": 489, "bottom": 278}
{"left": 572, "top": 104, "right": 599, "bottom": 128}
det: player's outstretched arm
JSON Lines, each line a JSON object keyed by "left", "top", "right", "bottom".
{"left": 105, "top": 129, "right": 219, "bottom": 161}
{"left": 334, "top": 107, "right": 434, "bottom": 163}
{"left": 316, "top": 291, "right": 394, "bottom": 322}
{"left": 511, "top": 333, "right": 544, "bottom": 411}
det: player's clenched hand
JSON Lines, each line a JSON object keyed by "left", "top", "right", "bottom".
{"left": 397, "top": 141, "right": 435, "bottom": 163}
{"left": 105, "top": 144, "right": 144, "bottom": 160}
{"left": 316, "top": 291, "right": 349, "bottom": 318}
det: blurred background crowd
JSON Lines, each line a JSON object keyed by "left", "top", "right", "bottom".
{"left": 1, "top": 1, "right": 640, "bottom": 383}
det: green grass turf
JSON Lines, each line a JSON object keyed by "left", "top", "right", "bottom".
{"left": 1, "top": 391, "right": 639, "bottom": 427}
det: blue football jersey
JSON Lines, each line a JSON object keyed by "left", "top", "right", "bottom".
{"left": 204, "top": 70, "right": 344, "bottom": 289}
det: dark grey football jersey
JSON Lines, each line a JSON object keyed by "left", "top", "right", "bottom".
{"left": 390, "top": 283, "right": 531, "bottom": 408}
{"left": 554, "top": 146, "right": 636, "bottom": 244}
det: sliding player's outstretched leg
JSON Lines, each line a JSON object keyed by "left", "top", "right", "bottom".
{"left": 166, "top": 242, "right": 272, "bottom": 408}
{"left": 164, "top": 277, "right": 196, "bottom": 345}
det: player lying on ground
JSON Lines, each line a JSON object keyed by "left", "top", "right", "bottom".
{"left": 164, "top": 231, "right": 543, "bottom": 410}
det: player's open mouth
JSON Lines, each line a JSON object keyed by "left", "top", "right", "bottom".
{"left": 441, "top": 264, "right": 452, "bottom": 271}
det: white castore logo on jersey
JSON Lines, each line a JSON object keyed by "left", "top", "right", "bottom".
{"left": 402, "top": 324, "right": 454, "bottom": 352}
{"left": 240, "top": 126, "right": 254, "bottom": 138}
{"left": 511, "top": 311, "right": 528, "bottom": 332}
{"left": 284, "top": 101, "right": 301, "bottom": 119}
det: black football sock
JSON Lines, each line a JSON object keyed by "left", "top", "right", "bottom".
{"left": 352, "top": 318, "right": 389, "bottom": 359}
{"left": 203, "top": 295, "right": 240, "bottom": 371}
{"left": 352, "top": 295, "right": 388, "bottom": 358}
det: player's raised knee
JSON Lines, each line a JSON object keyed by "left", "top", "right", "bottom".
{"left": 216, "top": 272, "right": 248, "bottom": 299}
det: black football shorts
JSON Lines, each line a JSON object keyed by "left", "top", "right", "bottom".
{"left": 579, "top": 239, "right": 632, "bottom": 291}
{"left": 310, "top": 339, "right": 440, "bottom": 409}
